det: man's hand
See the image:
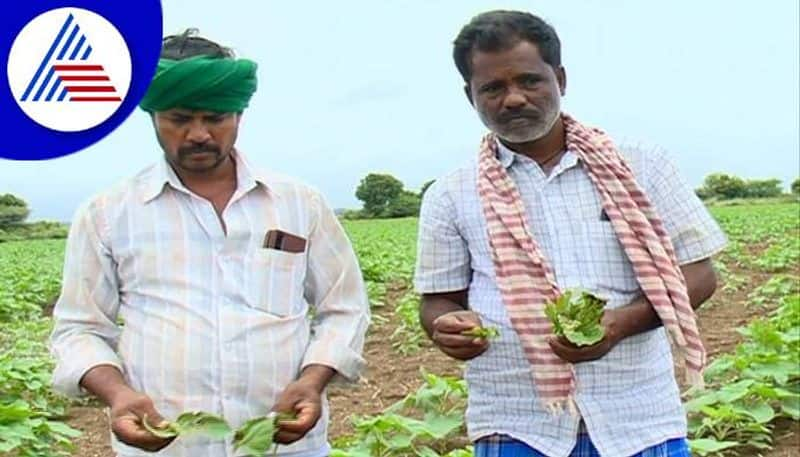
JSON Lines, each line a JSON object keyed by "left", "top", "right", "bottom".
{"left": 431, "top": 310, "right": 490, "bottom": 360}
{"left": 548, "top": 308, "right": 624, "bottom": 363}
{"left": 271, "top": 365, "right": 335, "bottom": 445}
{"left": 109, "top": 389, "right": 174, "bottom": 452}
{"left": 271, "top": 377, "right": 323, "bottom": 444}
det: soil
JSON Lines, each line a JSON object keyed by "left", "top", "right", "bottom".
{"left": 63, "top": 260, "right": 800, "bottom": 456}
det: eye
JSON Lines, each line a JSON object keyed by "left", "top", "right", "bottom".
{"left": 520, "top": 75, "right": 542, "bottom": 88}
{"left": 479, "top": 82, "right": 504, "bottom": 96}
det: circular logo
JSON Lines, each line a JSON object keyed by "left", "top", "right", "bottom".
{"left": 0, "top": 1, "right": 162, "bottom": 160}
{"left": 7, "top": 8, "right": 131, "bottom": 132}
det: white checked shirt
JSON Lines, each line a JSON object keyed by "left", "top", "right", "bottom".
{"left": 414, "top": 140, "right": 727, "bottom": 457}
{"left": 50, "top": 151, "right": 369, "bottom": 457}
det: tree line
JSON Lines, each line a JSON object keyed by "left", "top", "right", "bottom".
{"left": 349, "top": 173, "right": 800, "bottom": 219}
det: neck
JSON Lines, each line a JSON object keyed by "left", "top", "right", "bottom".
{"left": 498, "top": 116, "right": 566, "bottom": 166}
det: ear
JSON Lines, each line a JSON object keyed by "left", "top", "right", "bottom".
{"left": 556, "top": 66, "right": 567, "bottom": 96}
{"left": 463, "top": 84, "right": 474, "bottom": 106}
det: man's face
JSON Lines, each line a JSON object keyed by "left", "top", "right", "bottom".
{"left": 466, "top": 40, "right": 566, "bottom": 144}
{"left": 153, "top": 109, "right": 241, "bottom": 173}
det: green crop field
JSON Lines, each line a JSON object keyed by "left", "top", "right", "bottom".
{"left": 1, "top": 202, "right": 798, "bottom": 456}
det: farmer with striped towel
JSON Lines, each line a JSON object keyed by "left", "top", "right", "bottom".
{"left": 415, "top": 10, "right": 727, "bottom": 457}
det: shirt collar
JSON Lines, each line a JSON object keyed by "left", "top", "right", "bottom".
{"left": 140, "top": 150, "right": 277, "bottom": 203}
{"left": 494, "top": 138, "right": 581, "bottom": 173}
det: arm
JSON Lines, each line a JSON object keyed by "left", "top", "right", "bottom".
{"left": 49, "top": 201, "right": 170, "bottom": 451}
{"left": 273, "top": 191, "right": 369, "bottom": 444}
{"left": 415, "top": 180, "right": 488, "bottom": 360}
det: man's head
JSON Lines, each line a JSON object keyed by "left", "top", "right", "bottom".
{"left": 143, "top": 29, "right": 257, "bottom": 174}
{"left": 453, "top": 11, "right": 566, "bottom": 144}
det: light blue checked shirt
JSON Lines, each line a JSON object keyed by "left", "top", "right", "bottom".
{"left": 414, "top": 140, "right": 726, "bottom": 457}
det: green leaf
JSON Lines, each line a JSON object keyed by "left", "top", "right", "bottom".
{"left": 173, "top": 411, "right": 230, "bottom": 439}
{"left": 688, "top": 438, "right": 740, "bottom": 456}
{"left": 780, "top": 396, "right": 800, "bottom": 420}
{"left": 233, "top": 413, "right": 293, "bottom": 455}
{"left": 460, "top": 326, "right": 500, "bottom": 340}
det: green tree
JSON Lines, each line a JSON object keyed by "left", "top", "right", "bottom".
{"left": 384, "top": 190, "right": 421, "bottom": 218}
{"left": 743, "top": 179, "right": 782, "bottom": 198}
{"left": 355, "top": 173, "right": 404, "bottom": 217}
{"left": 0, "top": 193, "right": 30, "bottom": 227}
{"left": 791, "top": 178, "right": 800, "bottom": 195}
{"left": 697, "top": 173, "right": 747, "bottom": 200}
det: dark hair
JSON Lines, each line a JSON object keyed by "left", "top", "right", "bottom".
{"left": 160, "top": 28, "right": 234, "bottom": 60}
{"left": 453, "top": 10, "right": 561, "bottom": 82}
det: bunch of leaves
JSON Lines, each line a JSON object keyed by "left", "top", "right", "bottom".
{"left": 753, "top": 236, "right": 800, "bottom": 273}
{"left": 391, "top": 292, "right": 425, "bottom": 355}
{"left": 544, "top": 290, "right": 607, "bottom": 346}
{"left": 0, "top": 319, "right": 80, "bottom": 456}
{"left": 747, "top": 274, "right": 800, "bottom": 308}
{"left": 333, "top": 371, "right": 469, "bottom": 457}
{"left": 0, "top": 239, "right": 65, "bottom": 322}
{"left": 143, "top": 411, "right": 231, "bottom": 440}
{"left": 685, "top": 294, "right": 800, "bottom": 455}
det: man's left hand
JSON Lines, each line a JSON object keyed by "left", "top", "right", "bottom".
{"left": 548, "top": 309, "right": 624, "bottom": 363}
{"left": 271, "top": 371, "right": 329, "bottom": 444}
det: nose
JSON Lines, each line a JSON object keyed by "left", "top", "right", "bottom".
{"left": 185, "top": 120, "right": 212, "bottom": 143}
{"left": 502, "top": 88, "right": 526, "bottom": 110}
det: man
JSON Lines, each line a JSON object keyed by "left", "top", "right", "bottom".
{"left": 415, "top": 10, "right": 726, "bottom": 457}
{"left": 50, "top": 30, "right": 369, "bottom": 457}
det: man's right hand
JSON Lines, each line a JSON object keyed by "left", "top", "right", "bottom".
{"left": 431, "top": 310, "right": 490, "bottom": 360}
{"left": 109, "top": 389, "right": 174, "bottom": 452}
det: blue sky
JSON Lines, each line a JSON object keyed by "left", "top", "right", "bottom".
{"left": 2, "top": 0, "right": 798, "bottom": 221}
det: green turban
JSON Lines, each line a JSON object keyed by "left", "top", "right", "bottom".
{"left": 139, "top": 55, "right": 257, "bottom": 113}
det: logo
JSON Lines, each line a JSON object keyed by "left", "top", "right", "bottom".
{"left": 0, "top": 1, "right": 162, "bottom": 160}
{"left": 7, "top": 7, "right": 132, "bottom": 132}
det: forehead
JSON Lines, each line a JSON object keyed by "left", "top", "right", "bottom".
{"left": 470, "top": 40, "right": 550, "bottom": 82}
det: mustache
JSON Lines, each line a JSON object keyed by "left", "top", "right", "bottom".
{"left": 178, "top": 144, "right": 221, "bottom": 157}
{"left": 497, "top": 109, "right": 541, "bottom": 124}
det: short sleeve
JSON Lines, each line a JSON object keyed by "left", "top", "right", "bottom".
{"left": 644, "top": 147, "right": 728, "bottom": 264}
{"left": 413, "top": 181, "right": 471, "bottom": 293}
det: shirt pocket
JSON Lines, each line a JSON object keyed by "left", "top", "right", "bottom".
{"left": 247, "top": 249, "right": 307, "bottom": 317}
{"left": 580, "top": 221, "right": 641, "bottom": 294}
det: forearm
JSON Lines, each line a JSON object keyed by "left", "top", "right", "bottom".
{"left": 80, "top": 364, "right": 136, "bottom": 407}
{"left": 296, "top": 364, "right": 337, "bottom": 393}
{"left": 610, "top": 259, "right": 718, "bottom": 340}
{"left": 420, "top": 291, "right": 468, "bottom": 338}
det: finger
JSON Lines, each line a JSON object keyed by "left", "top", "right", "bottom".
{"left": 548, "top": 337, "right": 581, "bottom": 361}
{"left": 433, "top": 331, "right": 485, "bottom": 348}
{"left": 113, "top": 417, "right": 172, "bottom": 450}
{"left": 434, "top": 315, "right": 480, "bottom": 333}
{"left": 273, "top": 430, "right": 303, "bottom": 444}
{"left": 443, "top": 343, "right": 489, "bottom": 361}
{"left": 279, "top": 402, "right": 320, "bottom": 434}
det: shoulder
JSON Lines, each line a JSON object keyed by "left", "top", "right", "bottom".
{"left": 423, "top": 159, "right": 478, "bottom": 204}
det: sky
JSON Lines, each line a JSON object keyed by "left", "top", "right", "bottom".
{"left": 1, "top": 0, "right": 798, "bottom": 222}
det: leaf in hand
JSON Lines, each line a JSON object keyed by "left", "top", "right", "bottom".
{"left": 233, "top": 412, "right": 295, "bottom": 455}
{"left": 143, "top": 411, "right": 230, "bottom": 440}
{"left": 460, "top": 326, "right": 500, "bottom": 340}
{"left": 545, "top": 290, "right": 607, "bottom": 347}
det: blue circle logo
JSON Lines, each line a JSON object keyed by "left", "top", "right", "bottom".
{"left": 1, "top": 1, "right": 162, "bottom": 160}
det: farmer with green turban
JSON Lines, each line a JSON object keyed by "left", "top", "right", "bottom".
{"left": 50, "top": 30, "right": 369, "bottom": 457}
